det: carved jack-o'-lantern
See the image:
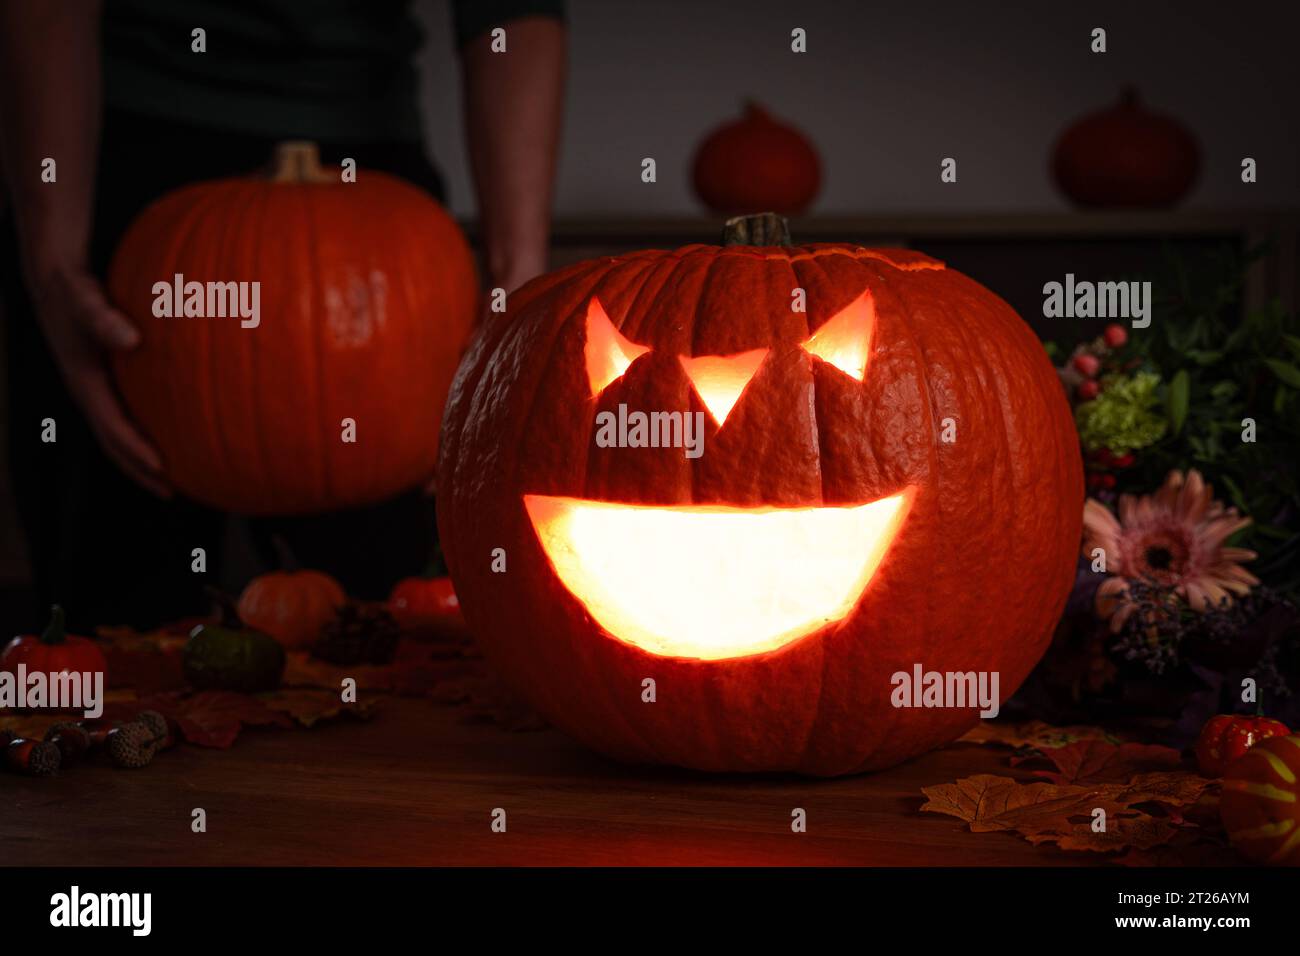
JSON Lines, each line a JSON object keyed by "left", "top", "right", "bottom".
{"left": 437, "top": 215, "right": 1082, "bottom": 775}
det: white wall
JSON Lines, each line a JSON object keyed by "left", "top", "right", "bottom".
{"left": 414, "top": 0, "right": 1300, "bottom": 217}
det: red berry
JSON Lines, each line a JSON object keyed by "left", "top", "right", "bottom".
{"left": 1111, "top": 453, "right": 1135, "bottom": 468}
{"left": 1099, "top": 474, "right": 1117, "bottom": 489}
{"left": 1077, "top": 380, "right": 1101, "bottom": 400}
{"left": 1072, "top": 353, "right": 1101, "bottom": 377}
{"left": 1103, "top": 324, "right": 1128, "bottom": 348}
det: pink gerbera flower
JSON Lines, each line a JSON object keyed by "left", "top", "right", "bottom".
{"left": 1082, "top": 469, "right": 1259, "bottom": 631}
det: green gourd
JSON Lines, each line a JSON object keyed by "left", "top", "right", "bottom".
{"left": 184, "top": 591, "right": 285, "bottom": 692}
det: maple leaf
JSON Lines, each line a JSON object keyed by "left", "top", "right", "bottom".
{"left": 1026, "top": 813, "right": 1180, "bottom": 853}
{"left": 1012, "top": 739, "right": 1183, "bottom": 785}
{"left": 101, "top": 690, "right": 291, "bottom": 748}
{"left": 96, "top": 625, "right": 187, "bottom": 694}
{"left": 258, "top": 689, "right": 376, "bottom": 728}
{"left": 1111, "top": 771, "right": 1216, "bottom": 808}
{"left": 1, "top": 690, "right": 139, "bottom": 739}
{"left": 0, "top": 711, "right": 64, "bottom": 739}
{"left": 920, "top": 774, "right": 1131, "bottom": 834}
{"left": 957, "top": 721, "right": 1124, "bottom": 750}
{"left": 921, "top": 768, "right": 1220, "bottom": 856}
{"left": 432, "top": 675, "right": 546, "bottom": 731}
{"left": 282, "top": 652, "right": 396, "bottom": 692}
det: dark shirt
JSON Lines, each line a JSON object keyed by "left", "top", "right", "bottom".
{"left": 102, "top": 0, "right": 565, "bottom": 143}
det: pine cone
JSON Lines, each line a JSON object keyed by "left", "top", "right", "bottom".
{"left": 107, "top": 723, "right": 158, "bottom": 769}
{"left": 313, "top": 601, "right": 401, "bottom": 665}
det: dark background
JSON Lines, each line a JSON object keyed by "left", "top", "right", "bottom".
{"left": 1, "top": 0, "right": 1298, "bottom": 615}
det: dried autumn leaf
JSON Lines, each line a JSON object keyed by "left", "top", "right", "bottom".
{"left": 1113, "top": 830, "right": 1235, "bottom": 867}
{"left": 101, "top": 690, "right": 291, "bottom": 748}
{"left": 259, "top": 688, "right": 377, "bottom": 728}
{"left": 96, "top": 625, "right": 187, "bottom": 694}
{"left": 920, "top": 774, "right": 1131, "bottom": 834}
{"left": 432, "top": 675, "right": 546, "bottom": 732}
{"left": 957, "top": 721, "right": 1123, "bottom": 750}
{"left": 1025, "top": 813, "right": 1180, "bottom": 853}
{"left": 1110, "top": 771, "right": 1216, "bottom": 808}
{"left": 1, "top": 690, "right": 139, "bottom": 739}
{"left": 0, "top": 711, "right": 63, "bottom": 739}
{"left": 1014, "top": 739, "right": 1183, "bottom": 785}
{"left": 282, "top": 651, "right": 396, "bottom": 692}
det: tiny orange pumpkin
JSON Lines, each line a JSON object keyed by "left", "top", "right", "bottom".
{"left": 1220, "top": 734, "right": 1300, "bottom": 866}
{"left": 237, "top": 539, "right": 345, "bottom": 650}
{"left": 388, "top": 576, "right": 461, "bottom": 625}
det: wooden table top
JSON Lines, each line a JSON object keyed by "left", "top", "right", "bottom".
{"left": 3, "top": 697, "right": 1237, "bottom": 867}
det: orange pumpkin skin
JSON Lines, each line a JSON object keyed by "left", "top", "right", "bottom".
{"left": 437, "top": 233, "right": 1083, "bottom": 775}
{"left": 692, "top": 103, "right": 821, "bottom": 216}
{"left": 389, "top": 576, "right": 462, "bottom": 626}
{"left": 108, "top": 146, "right": 477, "bottom": 515}
{"left": 1053, "top": 88, "right": 1199, "bottom": 208}
{"left": 237, "top": 570, "right": 346, "bottom": 650}
{"left": 1, "top": 607, "right": 107, "bottom": 681}
{"left": 1221, "top": 735, "right": 1300, "bottom": 866}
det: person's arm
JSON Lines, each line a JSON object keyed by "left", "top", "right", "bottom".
{"left": 0, "top": 0, "right": 167, "bottom": 495}
{"left": 459, "top": 15, "right": 566, "bottom": 295}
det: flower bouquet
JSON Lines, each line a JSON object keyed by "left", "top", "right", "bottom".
{"left": 1017, "top": 247, "right": 1300, "bottom": 744}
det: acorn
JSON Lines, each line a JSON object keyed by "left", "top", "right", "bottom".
{"left": 44, "top": 722, "right": 92, "bottom": 762}
{"left": 106, "top": 722, "right": 160, "bottom": 769}
{"left": 136, "top": 710, "right": 170, "bottom": 743}
{"left": 6, "top": 737, "right": 62, "bottom": 776}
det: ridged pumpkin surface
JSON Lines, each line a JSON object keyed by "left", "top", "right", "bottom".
{"left": 109, "top": 169, "right": 477, "bottom": 515}
{"left": 437, "top": 241, "right": 1082, "bottom": 775}
{"left": 1221, "top": 735, "right": 1300, "bottom": 865}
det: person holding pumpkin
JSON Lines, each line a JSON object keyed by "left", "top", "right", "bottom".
{"left": 0, "top": 0, "right": 566, "bottom": 630}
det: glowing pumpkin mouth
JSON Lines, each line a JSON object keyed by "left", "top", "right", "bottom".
{"left": 524, "top": 489, "right": 914, "bottom": 660}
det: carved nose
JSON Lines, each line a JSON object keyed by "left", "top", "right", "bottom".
{"left": 678, "top": 348, "right": 769, "bottom": 425}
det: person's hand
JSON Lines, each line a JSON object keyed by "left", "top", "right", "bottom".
{"left": 29, "top": 259, "right": 170, "bottom": 497}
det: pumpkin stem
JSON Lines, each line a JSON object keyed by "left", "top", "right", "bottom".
{"left": 721, "top": 213, "right": 792, "bottom": 247}
{"left": 267, "top": 141, "right": 335, "bottom": 184}
{"left": 204, "top": 586, "right": 244, "bottom": 630}
{"left": 41, "top": 605, "right": 67, "bottom": 645}
{"left": 271, "top": 534, "right": 301, "bottom": 573}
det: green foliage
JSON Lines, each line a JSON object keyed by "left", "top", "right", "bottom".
{"left": 1117, "top": 241, "right": 1300, "bottom": 593}
{"left": 1075, "top": 371, "right": 1168, "bottom": 454}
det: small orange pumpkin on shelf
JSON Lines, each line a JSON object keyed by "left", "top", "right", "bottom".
{"left": 237, "top": 539, "right": 346, "bottom": 650}
{"left": 1221, "top": 735, "right": 1300, "bottom": 866}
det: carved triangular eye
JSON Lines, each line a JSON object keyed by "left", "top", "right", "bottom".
{"left": 679, "top": 348, "right": 769, "bottom": 426}
{"left": 801, "top": 290, "right": 875, "bottom": 381}
{"left": 585, "top": 297, "right": 651, "bottom": 396}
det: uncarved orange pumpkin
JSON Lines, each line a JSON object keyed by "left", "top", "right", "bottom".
{"left": 1052, "top": 88, "right": 1200, "bottom": 208}
{"left": 108, "top": 142, "right": 478, "bottom": 515}
{"left": 437, "top": 214, "right": 1083, "bottom": 775}
{"left": 238, "top": 568, "right": 345, "bottom": 651}
{"left": 692, "top": 102, "right": 821, "bottom": 217}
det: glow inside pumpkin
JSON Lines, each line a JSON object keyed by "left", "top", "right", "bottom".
{"left": 525, "top": 488, "right": 913, "bottom": 660}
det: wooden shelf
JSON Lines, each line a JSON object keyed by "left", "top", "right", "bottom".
{"left": 462, "top": 210, "right": 1300, "bottom": 245}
